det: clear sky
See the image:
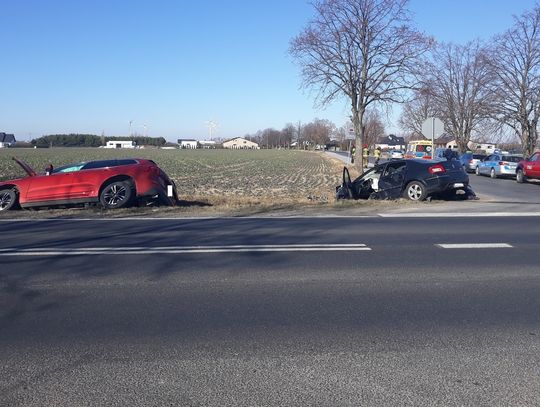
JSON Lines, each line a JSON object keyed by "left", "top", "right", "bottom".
{"left": 1, "top": 0, "right": 537, "bottom": 142}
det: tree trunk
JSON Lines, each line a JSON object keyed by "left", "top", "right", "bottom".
{"left": 352, "top": 107, "right": 365, "bottom": 171}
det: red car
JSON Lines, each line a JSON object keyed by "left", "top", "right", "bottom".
{"left": 0, "top": 157, "right": 178, "bottom": 211}
{"left": 516, "top": 151, "right": 540, "bottom": 183}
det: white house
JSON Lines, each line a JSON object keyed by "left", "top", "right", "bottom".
{"left": 222, "top": 137, "right": 259, "bottom": 150}
{"left": 375, "top": 134, "right": 406, "bottom": 150}
{"left": 178, "top": 139, "right": 198, "bottom": 149}
{"left": 105, "top": 140, "right": 136, "bottom": 149}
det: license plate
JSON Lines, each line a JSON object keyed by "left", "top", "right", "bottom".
{"left": 453, "top": 183, "right": 464, "bottom": 188}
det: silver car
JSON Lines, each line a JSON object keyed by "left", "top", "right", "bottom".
{"left": 475, "top": 153, "right": 523, "bottom": 178}
{"left": 460, "top": 153, "right": 487, "bottom": 172}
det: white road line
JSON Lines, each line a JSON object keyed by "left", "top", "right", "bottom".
{"left": 380, "top": 213, "right": 540, "bottom": 218}
{"left": 0, "top": 244, "right": 372, "bottom": 256}
{"left": 437, "top": 243, "right": 513, "bottom": 249}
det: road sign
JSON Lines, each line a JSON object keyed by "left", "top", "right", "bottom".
{"left": 421, "top": 117, "right": 444, "bottom": 139}
{"left": 422, "top": 117, "right": 444, "bottom": 158}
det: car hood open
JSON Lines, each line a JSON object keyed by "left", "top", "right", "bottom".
{"left": 12, "top": 157, "right": 37, "bottom": 177}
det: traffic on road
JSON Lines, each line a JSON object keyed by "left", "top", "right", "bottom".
{"left": 332, "top": 148, "right": 540, "bottom": 203}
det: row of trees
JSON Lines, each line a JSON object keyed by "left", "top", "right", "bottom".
{"left": 244, "top": 110, "right": 386, "bottom": 150}
{"left": 290, "top": 0, "right": 540, "bottom": 169}
{"left": 31, "top": 134, "right": 167, "bottom": 148}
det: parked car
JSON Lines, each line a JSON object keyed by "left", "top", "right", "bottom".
{"left": 336, "top": 159, "right": 470, "bottom": 201}
{"left": 516, "top": 151, "right": 540, "bottom": 183}
{"left": 459, "top": 152, "right": 487, "bottom": 173}
{"left": 389, "top": 150, "right": 404, "bottom": 159}
{"left": 0, "top": 157, "right": 178, "bottom": 211}
{"left": 475, "top": 153, "right": 523, "bottom": 178}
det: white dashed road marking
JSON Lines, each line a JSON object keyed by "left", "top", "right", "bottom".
{"left": 437, "top": 243, "right": 513, "bottom": 249}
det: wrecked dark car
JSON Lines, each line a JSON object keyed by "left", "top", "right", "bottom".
{"left": 336, "top": 159, "right": 473, "bottom": 201}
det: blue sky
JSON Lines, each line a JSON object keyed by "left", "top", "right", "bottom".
{"left": 1, "top": 0, "right": 537, "bottom": 142}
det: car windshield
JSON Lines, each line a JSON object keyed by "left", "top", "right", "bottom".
{"left": 355, "top": 166, "right": 383, "bottom": 183}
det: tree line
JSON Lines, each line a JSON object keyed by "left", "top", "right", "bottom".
{"left": 243, "top": 111, "right": 386, "bottom": 150}
{"left": 290, "top": 0, "right": 540, "bottom": 169}
{"left": 31, "top": 134, "right": 167, "bottom": 148}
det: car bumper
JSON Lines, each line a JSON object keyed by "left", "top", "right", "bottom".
{"left": 425, "top": 173, "right": 469, "bottom": 194}
{"left": 498, "top": 166, "right": 518, "bottom": 176}
{"left": 139, "top": 184, "right": 178, "bottom": 205}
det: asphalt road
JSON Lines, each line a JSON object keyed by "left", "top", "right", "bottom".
{"left": 1, "top": 217, "right": 540, "bottom": 406}
{"left": 468, "top": 171, "right": 540, "bottom": 203}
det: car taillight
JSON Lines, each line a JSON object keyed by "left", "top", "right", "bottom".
{"left": 499, "top": 161, "right": 509, "bottom": 165}
{"left": 469, "top": 159, "right": 474, "bottom": 164}
{"left": 428, "top": 164, "right": 446, "bottom": 174}
{"left": 423, "top": 155, "right": 432, "bottom": 159}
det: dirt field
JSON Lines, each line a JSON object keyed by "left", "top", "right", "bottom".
{"left": 0, "top": 148, "right": 362, "bottom": 216}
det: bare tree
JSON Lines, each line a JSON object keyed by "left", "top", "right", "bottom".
{"left": 281, "top": 123, "right": 296, "bottom": 147}
{"left": 363, "top": 109, "right": 386, "bottom": 148}
{"left": 422, "top": 41, "right": 492, "bottom": 152}
{"left": 303, "top": 118, "right": 336, "bottom": 147}
{"left": 290, "top": 0, "right": 431, "bottom": 169}
{"left": 398, "top": 89, "right": 437, "bottom": 138}
{"left": 487, "top": 5, "right": 540, "bottom": 156}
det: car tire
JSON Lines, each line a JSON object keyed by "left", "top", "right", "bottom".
{"left": 516, "top": 169, "right": 527, "bottom": 183}
{"left": 490, "top": 168, "right": 497, "bottom": 179}
{"left": 0, "top": 188, "right": 19, "bottom": 211}
{"left": 403, "top": 181, "right": 427, "bottom": 201}
{"left": 475, "top": 166, "right": 481, "bottom": 176}
{"left": 99, "top": 181, "right": 133, "bottom": 209}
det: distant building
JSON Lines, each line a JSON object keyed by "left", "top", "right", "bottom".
{"left": 0, "top": 132, "right": 16, "bottom": 148}
{"left": 105, "top": 140, "right": 136, "bottom": 149}
{"left": 375, "top": 134, "right": 406, "bottom": 150}
{"left": 222, "top": 137, "right": 259, "bottom": 150}
{"left": 467, "top": 141, "right": 497, "bottom": 154}
{"left": 433, "top": 134, "right": 458, "bottom": 150}
{"left": 178, "top": 139, "right": 198, "bottom": 149}
{"left": 198, "top": 140, "right": 217, "bottom": 149}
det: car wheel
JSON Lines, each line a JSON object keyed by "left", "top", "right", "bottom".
{"left": 403, "top": 181, "right": 427, "bottom": 201}
{"left": 490, "top": 168, "right": 497, "bottom": 179}
{"left": 0, "top": 189, "right": 19, "bottom": 211}
{"left": 99, "top": 181, "right": 133, "bottom": 209}
{"left": 475, "top": 166, "right": 480, "bottom": 176}
{"left": 516, "top": 169, "right": 527, "bottom": 183}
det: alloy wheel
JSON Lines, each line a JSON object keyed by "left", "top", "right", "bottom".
{"left": 101, "top": 182, "right": 131, "bottom": 208}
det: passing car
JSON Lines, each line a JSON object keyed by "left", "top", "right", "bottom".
{"left": 475, "top": 153, "right": 523, "bottom": 178}
{"left": 459, "top": 152, "right": 487, "bottom": 173}
{"left": 516, "top": 151, "right": 540, "bottom": 183}
{"left": 336, "top": 159, "right": 470, "bottom": 201}
{"left": 389, "top": 150, "right": 404, "bottom": 159}
{"left": 0, "top": 157, "right": 178, "bottom": 211}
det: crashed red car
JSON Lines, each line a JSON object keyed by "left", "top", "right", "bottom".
{"left": 0, "top": 157, "right": 178, "bottom": 211}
